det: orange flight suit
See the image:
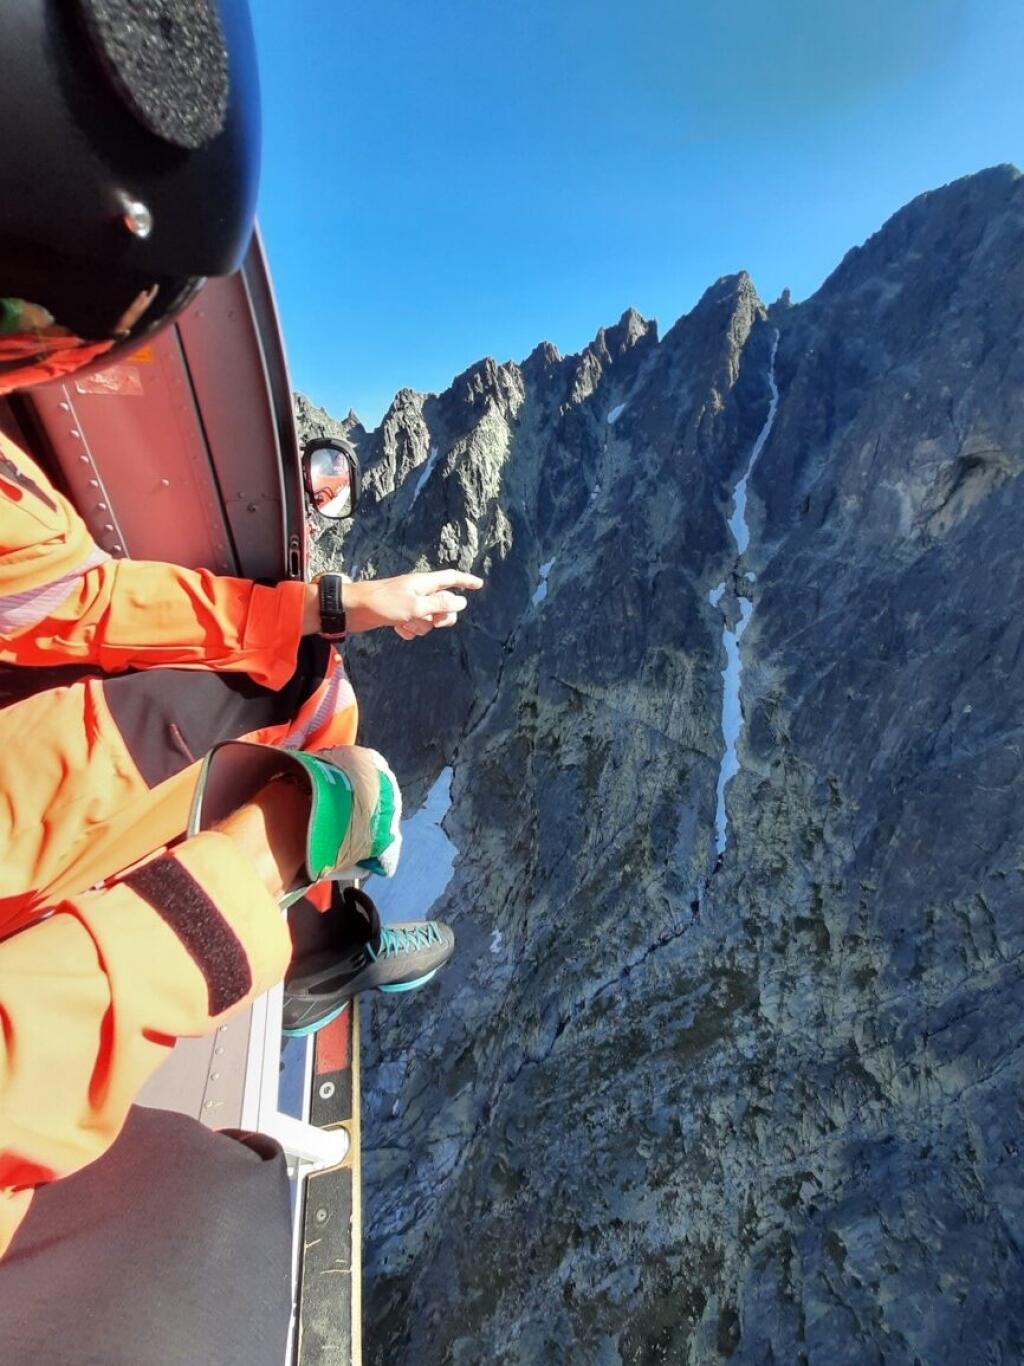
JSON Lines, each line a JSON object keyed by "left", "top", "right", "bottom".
{"left": 0, "top": 431, "right": 358, "bottom": 1255}
{"left": 0, "top": 334, "right": 115, "bottom": 395}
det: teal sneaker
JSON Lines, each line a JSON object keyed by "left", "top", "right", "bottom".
{"left": 188, "top": 741, "right": 402, "bottom": 907}
{"left": 283, "top": 886, "right": 454, "bottom": 1036}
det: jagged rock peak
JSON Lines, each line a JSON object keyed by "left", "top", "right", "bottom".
{"left": 381, "top": 387, "right": 428, "bottom": 424}
{"left": 524, "top": 339, "right": 563, "bottom": 369}
{"left": 701, "top": 270, "right": 759, "bottom": 310}
{"left": 336, "top": 411, "right": 366, "bottom": 444}
{"left": 293, "top": 390, "right": 352, "bottom": 446}
{"left": 660, "top": 270, "right": 765, "bottom": 354}
{"left": 766, "top": 286, "right": 794, "bottom": 324}
{"left": 588, "top": 305, "right": 657, "bottom": 363}
{"left": 448, "top": 355, "right": 525, "bottom": 412}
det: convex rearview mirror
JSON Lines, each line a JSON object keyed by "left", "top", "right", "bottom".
{"left": 303, "top": 437, "right": 361, "bottom": 520}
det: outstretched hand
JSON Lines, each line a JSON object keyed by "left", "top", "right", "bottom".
{"left": 343, "top": 569, "right": 483, "bottom": 639}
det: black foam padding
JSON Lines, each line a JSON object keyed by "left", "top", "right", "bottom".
{"left": 77, "top": 0, "right": 229, "bottom": 150}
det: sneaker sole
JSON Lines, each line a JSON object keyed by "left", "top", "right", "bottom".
{"left": 282, "top": 967, "right": 440, "bottom": 1037}
{"left": 378, "top": 967, "right": 439, "bottom": 994}
{"left": 282, "top": 999, "right": 351, "bottom": 1039}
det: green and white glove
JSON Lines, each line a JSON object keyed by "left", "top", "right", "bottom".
{"left": 305, "top": 745, "right": 402, "bottom": 881}
{"left": 188, "top": 740, "right": 402, "bottom": 907}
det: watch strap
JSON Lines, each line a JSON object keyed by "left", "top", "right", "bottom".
{"left": 318, "top": 573, "right": 347, "bottom": 640}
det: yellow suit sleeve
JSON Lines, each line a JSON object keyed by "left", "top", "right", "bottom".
{"left": 0, "top": 832, "right": 289, "bottom": 1259}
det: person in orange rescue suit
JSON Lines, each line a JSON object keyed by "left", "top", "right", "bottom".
{"left": 0, "top": 422, "right": 481, "bottom": 907}
{"left": 0, "top": 417, "right": 481, "bottom": 1262}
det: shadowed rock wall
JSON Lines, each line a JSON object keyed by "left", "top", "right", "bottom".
{"left": 312, "top": 165, "right": 1024, "bottom": 1365}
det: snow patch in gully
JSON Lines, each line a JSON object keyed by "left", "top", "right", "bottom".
{"left": 710, "top": 597, "right": 754, "bottom": 857}
{"left": 410, "top": 445, "right": 441, "bottom": 508}
{"left": 532, "top": 558, "right": 556, "bottom": 606}
{"left": 710, "top": 331, "right": 779, "bottom": 859}
{"left": 369, "top": 766, "right": 458, "bottom": 924}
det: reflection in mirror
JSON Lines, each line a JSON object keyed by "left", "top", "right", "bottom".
{"left": 309, "top": 445, "right": 353, "bottom": 519}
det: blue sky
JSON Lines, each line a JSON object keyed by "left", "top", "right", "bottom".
{"left": 250, "top": 0, "right": 1024, "bottom": 429}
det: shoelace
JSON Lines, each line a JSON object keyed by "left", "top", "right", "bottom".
{"left": 370, "top": 922, "right": 443, "bottom": 960}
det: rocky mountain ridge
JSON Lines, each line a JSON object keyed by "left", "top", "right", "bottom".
{"left": 303, "top": 164, "right": 1024, "bottom": 1364}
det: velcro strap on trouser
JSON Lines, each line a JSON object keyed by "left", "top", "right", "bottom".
{"left": 121, "top": 858, "right": 252, "bottom": 1016}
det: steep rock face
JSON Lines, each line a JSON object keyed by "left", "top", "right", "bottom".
{"left": 331, "top": 166, "right": 1024, "bottom": 1364}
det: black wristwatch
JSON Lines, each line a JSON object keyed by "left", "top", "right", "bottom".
{"left": 317, "top": 573, "right": 347, "bottom": 641}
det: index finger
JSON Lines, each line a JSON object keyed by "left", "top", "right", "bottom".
{"left": 418, "top": 570, "right": 484, "bottom": 592}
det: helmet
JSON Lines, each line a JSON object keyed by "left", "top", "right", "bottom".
{"left": 0, "top": 0, "right": 261, "bottom": 394}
